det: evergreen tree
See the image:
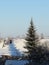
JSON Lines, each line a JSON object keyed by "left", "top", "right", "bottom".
{"left": 25, "top": 19, "right": 49, "bottom": 65}
{"left": 24, "top": 19, "right": 38, "bottom": 62}
{"left": 24, "top": 19, "right": 49, "bottom": 65}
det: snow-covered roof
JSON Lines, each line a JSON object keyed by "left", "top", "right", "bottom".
{"left": 2, "top": 43, "right": 22, "bottom": 56}
{"left": 0, "top": 39, "right": 28, "bottom": 57}
{"left": 13, "top": 39, "right": 28, "bottom": 52}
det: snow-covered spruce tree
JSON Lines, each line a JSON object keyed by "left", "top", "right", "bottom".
{"left": 24, "top": 19, "right": 49, "bottom": 65}
{"left": 24, "top": 19, "right": 39, "bottom": 61}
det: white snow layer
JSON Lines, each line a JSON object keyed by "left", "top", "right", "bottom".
{"left": 0, "top": 38, "right": 49, "bottom": 57}
{"left": 0, "top": 39, "right": 28, "bottom": 57}
{"left": 38, "top": 39, "right": 49, "bottom": 47}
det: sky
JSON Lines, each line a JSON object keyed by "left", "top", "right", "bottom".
{"left": 0, "top": 0, "right": 49, "bottom": 37}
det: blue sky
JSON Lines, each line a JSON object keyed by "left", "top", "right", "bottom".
{"left": 0, "top": 0, "right": 49, "bottom": 37}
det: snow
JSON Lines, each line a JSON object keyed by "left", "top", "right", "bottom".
{"left": 2, "top": 43, "right": 22, "bottom": 56}
{"left": 38, "top": 39, "right": 49, "bottom": 47}
{"left": 39, "top": 39, "right": 49, "bottom": 44}
{"left": 13, "top": 39, "right": 28, "bottom": 53}
{"left": 0, "top": 41, "right": 4, "bottom": 48}
{"left": 0, "top": 39, "right": 28, "bottom": 57}
{"left": 0, "top": 38, "right": 49, "bottom": 57}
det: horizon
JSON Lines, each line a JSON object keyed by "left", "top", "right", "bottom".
{"left": 0, "top": 0, "right": 49, "bottom": 37}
